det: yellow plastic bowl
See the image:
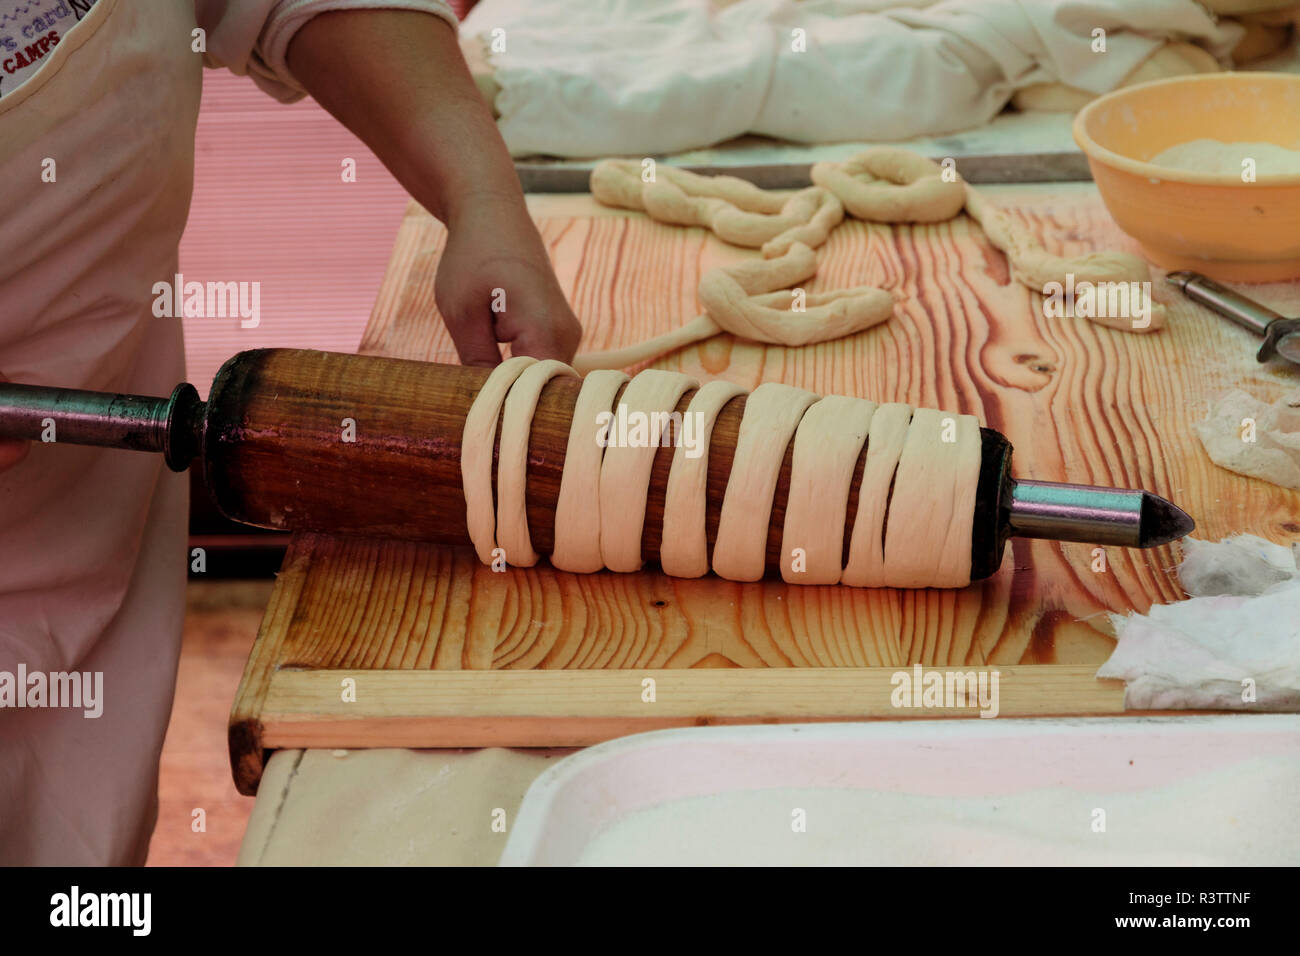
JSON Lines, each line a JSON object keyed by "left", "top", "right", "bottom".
{"left": 1073, "top": 72, "right": 1300, "bottom": 282}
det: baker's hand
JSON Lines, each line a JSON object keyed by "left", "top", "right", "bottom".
{"left": 435, "top": 194, "right": 583, "bottom": 368}
{"left": 0, "top": 372, "right": 29, "bottom": 472}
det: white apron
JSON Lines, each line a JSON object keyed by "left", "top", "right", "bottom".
{"left": 0, "top": 0, "right": 456, "bottom": 865}
{"left": 0, "top": 0, "right": 196, "bottom": 866}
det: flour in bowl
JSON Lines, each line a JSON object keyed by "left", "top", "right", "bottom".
{"left": 1150, "top": 139, "right": 1300, "bottom": 176}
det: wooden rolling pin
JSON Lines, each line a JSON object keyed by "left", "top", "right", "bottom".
{"left": 0, "top": 348, "right": 1193, "bottom": 581}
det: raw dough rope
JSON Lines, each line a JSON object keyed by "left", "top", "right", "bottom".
{"left": 583, "top": 147, "right": 1164, "bottom": 372}
{"left": 810, "top": 148, "right": 966, "bottom": 223}
{"left": 574, "top": 242, "right": 896, "bottom": 372}
{"left": 462, "top": 365, "right": 984, "bottom": 589}
{"left": 698, "top": 248, "right": 895, "bottom": 348}
{"left": 590, "top": 159, "right": 845, "bottom": 257}
{"left": 961, "top": 186, "right": 1167, "bottom": 332}
{"left": 809, "top": 149, "right": 1167, "bottom": 331}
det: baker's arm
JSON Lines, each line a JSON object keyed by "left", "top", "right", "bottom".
{"left": 285, "top": 10, "right": 581, "bottom": 366}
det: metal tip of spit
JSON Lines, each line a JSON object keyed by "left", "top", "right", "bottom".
{"left": 1007, "top": 479, "right": 1194, "bottom": 549}
{"left": 1139, "top": 492, "right": 1195, "bottom": 548}
{"left": 1164, "top": 271, "right": 1197, "bottom": 291}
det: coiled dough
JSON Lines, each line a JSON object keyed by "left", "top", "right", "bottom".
{"left": 840, "top": 403, "right": 913, "bottom": 588}
{"left": 462, "top": 365, "right": 983, "bottom": 589}
{"left": 811, "top": 148, "right": 966, "bottom": 223}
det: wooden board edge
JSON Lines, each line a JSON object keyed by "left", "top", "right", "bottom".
{"left": 228, "top": 717, "right": 266, "bottom": 797}
{"left": 259, "top": 713, "right": 1113, "bottom": 750}
{"left": 227, "top": 536, "right": 317, "bottom": 796}
{"left": 255, "top": 665, "right": 1128, "bottom": 753}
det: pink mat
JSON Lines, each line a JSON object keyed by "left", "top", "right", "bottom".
{"left": 179, "top": 71, "right": 413, "bottom": 396}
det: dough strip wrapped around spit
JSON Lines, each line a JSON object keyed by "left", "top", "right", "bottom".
{"left": 460, "top": 356, "right": 537, "bottom": 563}
{"left": 780, "top": 395, "right": 877, "bottom": 585}
{"left": 659, "top": 379, "right": 747, "bottom": 578}
{"left": 712, "top": 382, "right": 821, "bottom": 582}
{"left": 496, "top": 359, "right": 580, "bottom": 567}
{"left": 880, "top": 407, "right": 982, "bottom": 588}
{"left": 551, "top": 369, "right": 630, "bottom": 573}
{"left": 598, "top": 368, "right": 699, "bottom": 572}
{"left": 841, "top": 403, "right": 913, "bottom": 588}
{"left": 461, "top": 365, "right": 984, "bottom": 589}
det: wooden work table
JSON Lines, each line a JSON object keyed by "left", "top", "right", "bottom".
{"left": 231, "top": 185, "right": 1300, "bottom": 862}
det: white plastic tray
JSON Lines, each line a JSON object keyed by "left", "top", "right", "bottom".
{"left": 499, "top": 716, "right": 1300, "bottom": 866}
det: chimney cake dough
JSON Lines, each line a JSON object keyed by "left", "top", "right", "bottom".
{"left": 462, "top": 360, "right": 983, "bottom": 589}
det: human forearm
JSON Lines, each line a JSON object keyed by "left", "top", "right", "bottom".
{"left": 286, "top": 9, "right": 525, "bottom": 229}
{"left": 284, "top": 9, "right": 581, "bottom": 365}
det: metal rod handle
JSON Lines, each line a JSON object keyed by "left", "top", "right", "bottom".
{"left": 0, "top": 382, "right": 203, "bottom": 471}
{"left": 1166, "top": 271, "right": 1282, "bottom": 338}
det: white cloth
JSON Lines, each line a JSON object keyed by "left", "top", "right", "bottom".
{"left": 1178, "top": 533, "right": 1300, "bottom": 597}
{"left": 1195, "top": 389, "right": 1300, "bottom": 491}
{"left": 0, "top": 0, "right": 454, "bottom": 866}
{"left": 463, "top": 0, "right": 1242, "bottom": 157}
{"left": 1098, "top": 535, "right": 1300, "bottom": 712}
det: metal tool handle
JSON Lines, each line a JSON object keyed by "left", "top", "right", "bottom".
{"left": 0, "top": 382, "right": 203, "bottom": 471}
{"left": 1166, "top": 270, "right": 1282, "bottom": 337}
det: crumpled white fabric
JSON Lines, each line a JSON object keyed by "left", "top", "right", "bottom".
{"left": 1098, "top": 535, "right": 1300, "bottom": 711}
{"left": 462, "top": 0, "right": 1242, "bottom": 156}
{"left": 1195, "top": 389, "right": 1300, "bottom": 491}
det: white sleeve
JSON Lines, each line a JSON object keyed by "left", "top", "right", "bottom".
{"left": 195, "top": 0, "right": 459, "bottom": 102}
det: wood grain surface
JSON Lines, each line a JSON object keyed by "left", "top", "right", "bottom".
{"left": 258, "top": 666, "right": 1125, "bottom": 750}
{"left": 229, "top": 186, "right": 1300, "bottom": 794}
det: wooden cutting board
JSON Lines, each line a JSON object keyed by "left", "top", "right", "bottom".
{"left": 228, "top": 187, "right": 1300, "bottom": 795}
